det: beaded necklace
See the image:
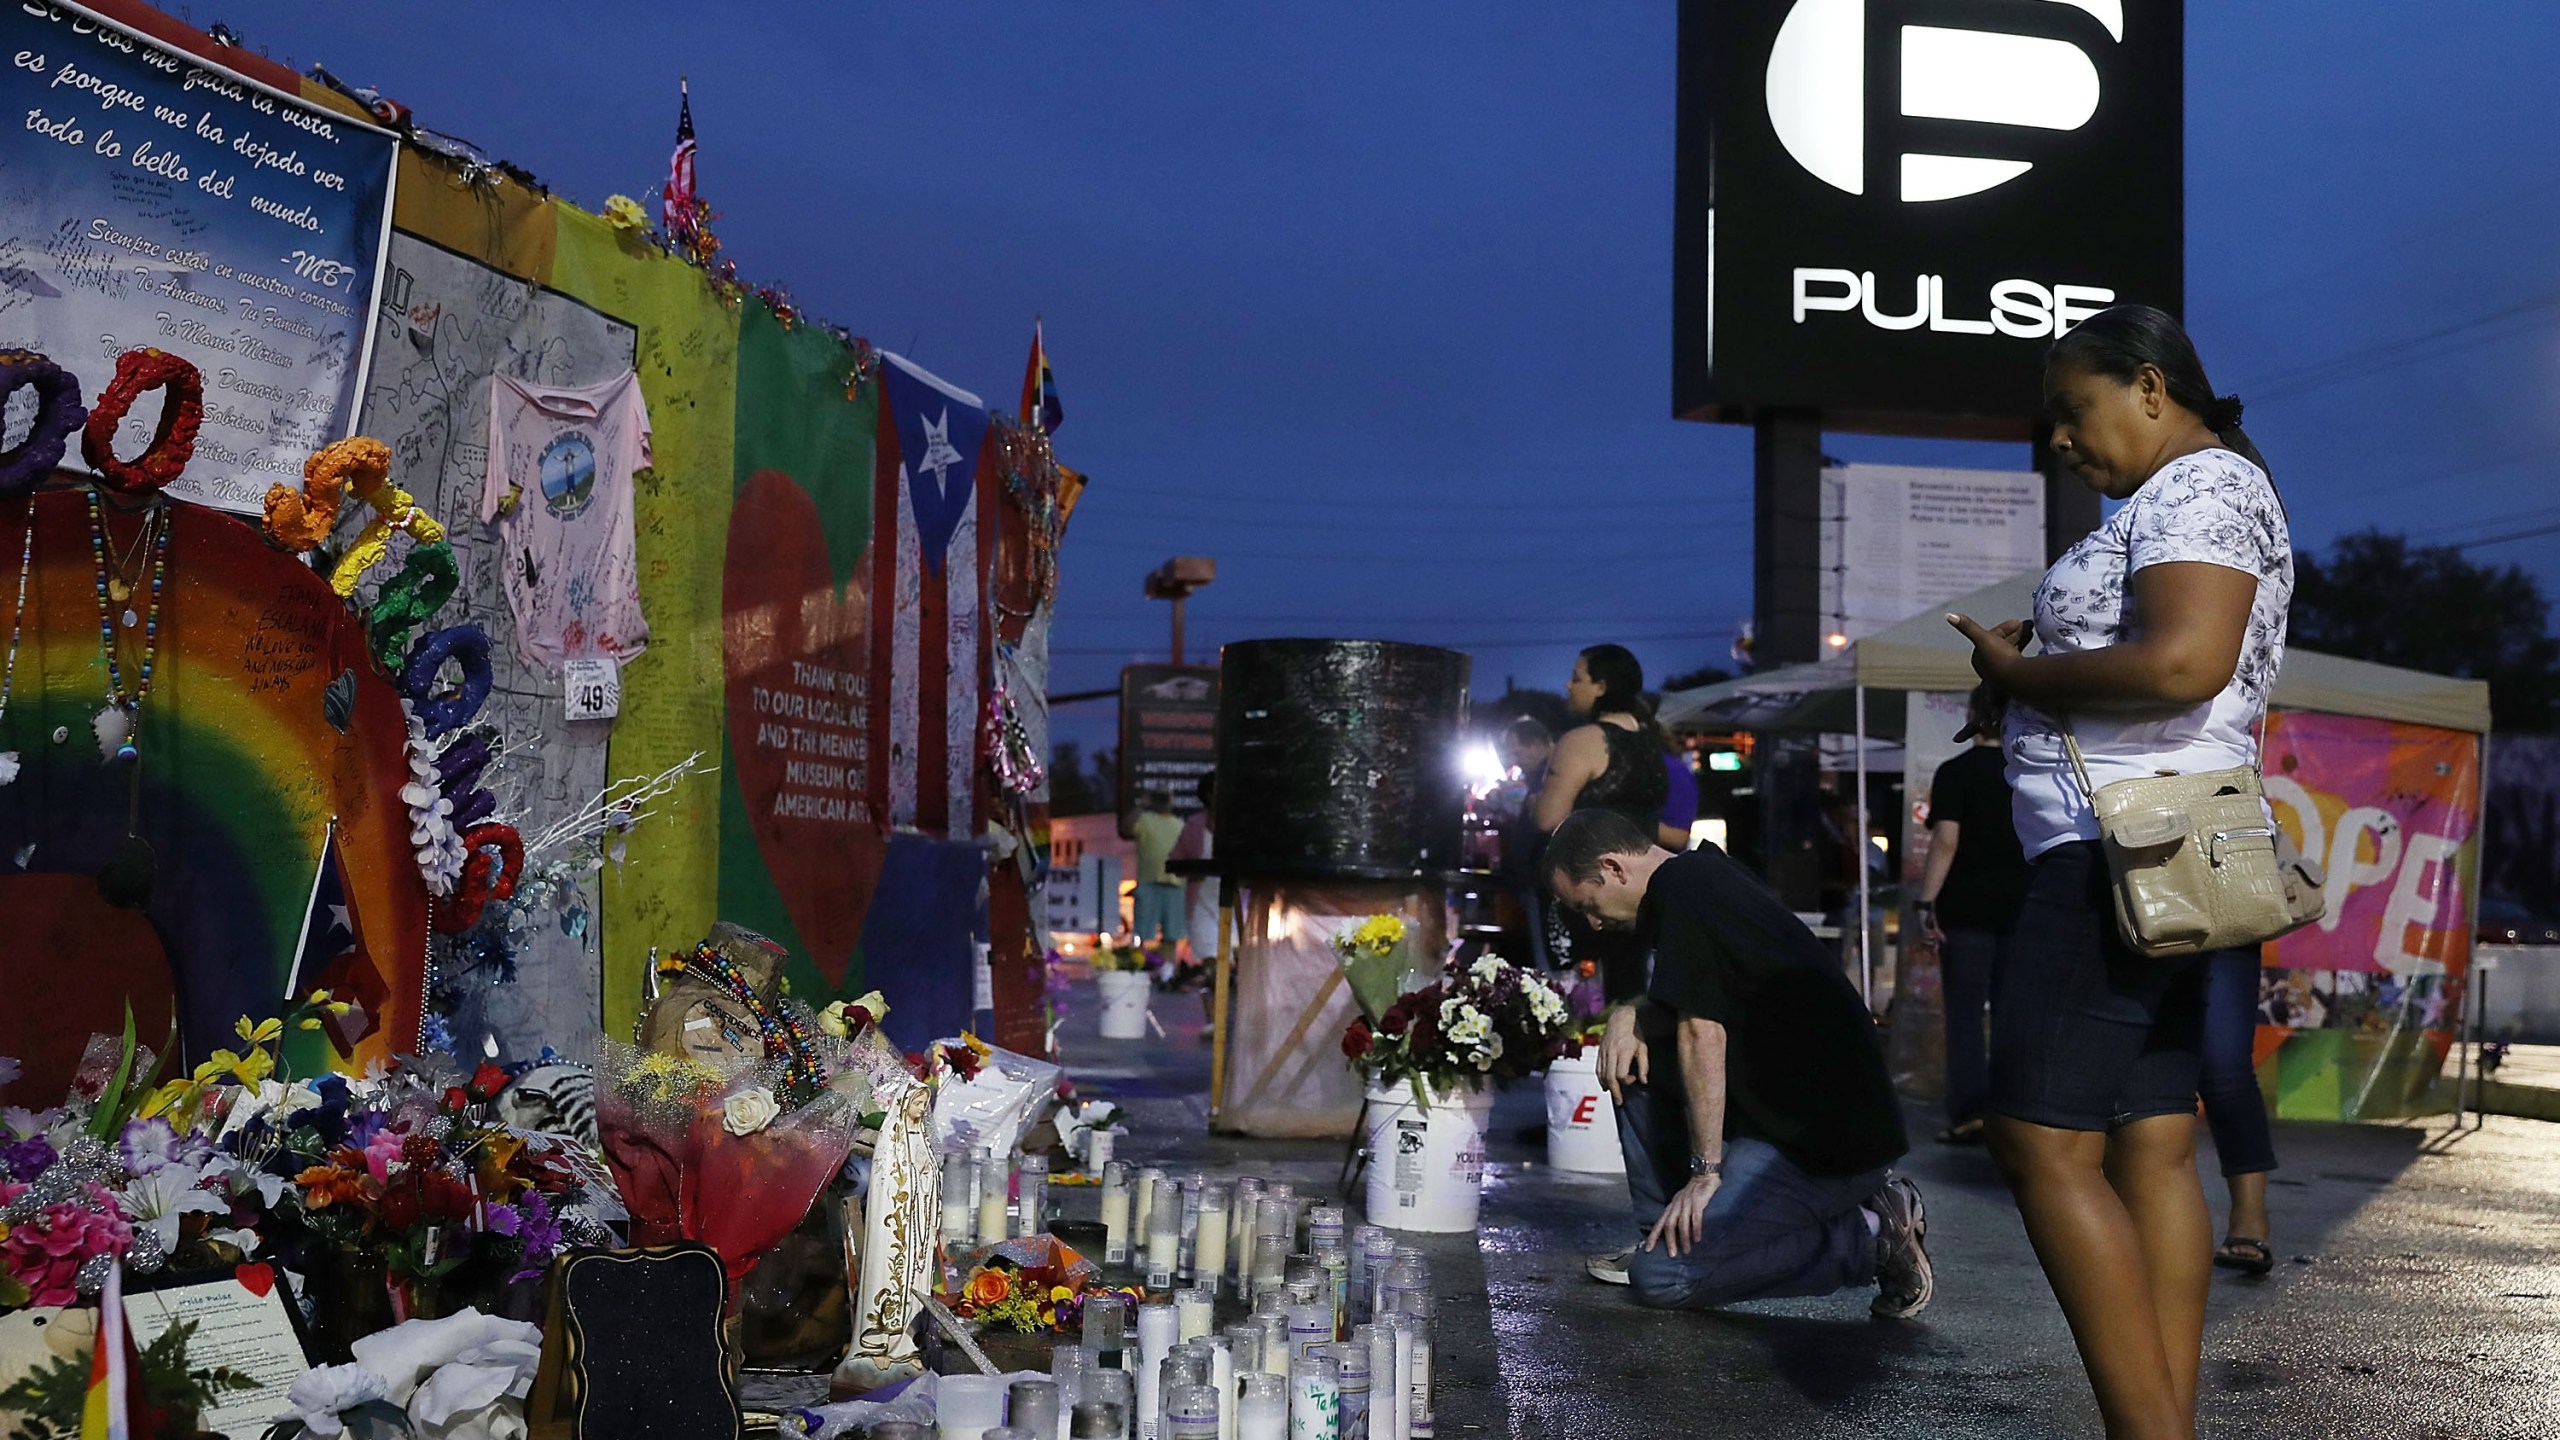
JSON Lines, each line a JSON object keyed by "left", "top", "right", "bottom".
{"left": 655, "top": 942, "right": 827, "bottom": 1107}
{"left": 87, "top": 488, "right": 169, "bottom": 763}
{"left": 0, "top": 512, "right": 30, "bottom": 779}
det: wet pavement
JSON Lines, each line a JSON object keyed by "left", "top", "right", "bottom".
{"left": 1060, "top": 977, "right": 2560, "bottom": 1438}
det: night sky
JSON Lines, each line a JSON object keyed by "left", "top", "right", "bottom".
{"left": 216, "top": 1, "right": 2560, "bottom": 755}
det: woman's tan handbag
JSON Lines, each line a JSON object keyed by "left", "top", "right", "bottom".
{"left": 2065, "top": 732, "right": 2326, "bottom": 959}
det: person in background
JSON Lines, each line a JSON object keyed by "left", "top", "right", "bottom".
{"left": 1548, "top": 808, "right": 1932, "bottom": 1318}
{"left": 1172, "top": 772, "right": 1218, "bottom": 979}
{"left": 1951, "top": 303, "right": 2290, "bottom": 1439}
{"left": 1129, "top": 790, "right": 1187, "bottom": 972}
{"left": 1537, "top": 645, "right": 1671, "bottom": 1000}
{"left": 1916, "top": 684, "right": 2030, "bottom": 1146}
{"left": 1658, "top": 727, "right": 1700, "bottom": 853}
{"left": 1496, "top": 718, "right": 1559, "bottom": 967}
{"left": 2200, "top": 947, "right": 2280, "bottom": 1277}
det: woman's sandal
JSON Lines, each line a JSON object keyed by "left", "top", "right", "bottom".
{"left": 2214, "top": 1236, "right": 2275, "bottom": 1276}
{"left": 1933, "top": 1118, "right": 1987, "bottom": 1146}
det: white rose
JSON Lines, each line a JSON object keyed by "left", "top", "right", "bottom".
{"left": 721, "top": 1086, "right": 782, "bottom": 1136}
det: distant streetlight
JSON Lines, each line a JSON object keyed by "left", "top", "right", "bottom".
{"left": 1144, "top": 556, "right": 1217, "bottom": 664}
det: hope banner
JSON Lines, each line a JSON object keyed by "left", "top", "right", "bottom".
{"left": 2259, "top": 710, "right": 2483, "bottom": 1119}
{"left": 1, "top": 1, "right": 394, "bottom": 513}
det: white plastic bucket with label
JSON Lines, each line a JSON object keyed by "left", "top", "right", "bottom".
{"left": 1096, "top": 970, "right": 1152, "bottom": 1039}
{"left": 1363, "top": 1083, "right": 1495, "bottom": 1232}
{"left": 1544, "top": 1052, "right": 1625, "bottom": 1174}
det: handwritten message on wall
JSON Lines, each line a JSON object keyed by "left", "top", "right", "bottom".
{"left": 1, "top": 1, "right": 393, "bottom": 513}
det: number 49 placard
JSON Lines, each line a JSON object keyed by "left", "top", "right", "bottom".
{"left": 563, "top": 657, "right": 622, "bottom": 722}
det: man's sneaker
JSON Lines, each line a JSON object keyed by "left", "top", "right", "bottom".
{"left": 1585, "top": 1243, "right": 1635, "bottom": 1286}
{"left": 1870, "top": 1174, "right": 1934, "bottom": 1319}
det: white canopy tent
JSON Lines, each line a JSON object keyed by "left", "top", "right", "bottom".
{"left": 1659, "top": 571, "right": 2495, "bottom": 1004}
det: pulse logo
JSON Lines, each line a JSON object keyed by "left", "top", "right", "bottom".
{"left": 1765, "top": 0, "right": 2123, "bottom": 202}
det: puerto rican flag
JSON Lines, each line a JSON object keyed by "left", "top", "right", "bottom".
{"left": 873, "top": 351, "right": 994, "bottom": 840}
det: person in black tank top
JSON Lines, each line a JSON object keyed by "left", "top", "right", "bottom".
{"left": 1535, "top": 646, "right": 1674, "bottom": 1000}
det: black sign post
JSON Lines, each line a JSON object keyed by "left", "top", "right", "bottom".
{"left": 1118, "top": 664, "right": 1220, "bottom": 838}
{"left": 1675, "top": 0, "right": 2182, "bottom": 906}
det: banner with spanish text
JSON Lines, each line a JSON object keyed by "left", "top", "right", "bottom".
{"left": 0, "top": 0, "right": 395, "bottom": 513}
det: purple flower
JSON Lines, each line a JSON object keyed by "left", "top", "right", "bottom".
{"left": 118, "top": 1117, "right": 180, "bottom": 1175}
{"left": 0, "top": 1056, "right": 19, "bottom": 1091}
{"left": 1, "top": 1136, "right": 56, "bottom": 1183}
{"left": 507, "top": 1191, "right": 562, "bottom": 1283}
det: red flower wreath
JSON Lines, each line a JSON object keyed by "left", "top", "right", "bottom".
{"left": 81, "top": 347, "right": 204, "bottom": 496}
{"left": 434, "top": 822, "right": 525, "bottom": 934}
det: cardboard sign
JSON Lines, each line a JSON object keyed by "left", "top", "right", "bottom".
{"left": 563, "top": 658, "right": 622, "bottom": 722}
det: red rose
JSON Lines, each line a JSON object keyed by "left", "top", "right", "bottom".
{"left": 442, "top": 1087, "right": 469, "bottom": 1113}
{"left": 421, "top": 1169, "right": 477, "bottom": 1222}
{"left": 1342, "top": 1019, "right": 1375, "bottom": 1060}
{"left": 1379, "top": 1004, "right": 1410, "bottom": 1038}
{"left": 468, "top": 1063, "right": 510, "bottom": 1102}
{"left": 379, "top": 1185, "right": 422, "bottom": 1230}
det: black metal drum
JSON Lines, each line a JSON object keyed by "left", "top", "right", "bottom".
{"left": 1212, "top": 639, "right": 1471, "bottom": 880}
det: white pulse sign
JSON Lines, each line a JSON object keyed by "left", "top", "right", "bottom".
{"left": 563, "top": 658, "right": 621, "bottom": 722}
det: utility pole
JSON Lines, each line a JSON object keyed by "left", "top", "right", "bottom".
{"left": 1145, "top": 556, "right": 1216, "bottom": 664}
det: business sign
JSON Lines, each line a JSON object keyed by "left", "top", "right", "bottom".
{"left": 1819, "top": 463, "right": 2043, "bottom": 640}
{"left": 1118, "top": 663, "right": 1218, "bottom": 835}
{"left": 1673, "top": 0, "right": 2183, "bottom": 435}
{"left": 1, "top": 1, "right": 396, "bottom": 512}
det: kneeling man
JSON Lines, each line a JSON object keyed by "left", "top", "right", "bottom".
{"left": 1547, "top": 808, "right": 1933, "bottom": 1318}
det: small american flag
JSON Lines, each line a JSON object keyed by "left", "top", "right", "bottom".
{"left": 664, "top": 78, "right": 698, "bottom": 240}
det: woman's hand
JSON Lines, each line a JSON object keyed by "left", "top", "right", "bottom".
{"left": 1947, "top": 614, "right": 2029, "bottom": 686}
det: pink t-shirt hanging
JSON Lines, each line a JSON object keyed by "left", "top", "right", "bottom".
{"left": 482, "top": 372, "right": 653, "bottom": 668}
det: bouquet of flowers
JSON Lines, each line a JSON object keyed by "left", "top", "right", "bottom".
{"left": 1084, "top": 936, "right": 1150, "bottom": 974}
{"left": 596, "top": 928, "right": 881, "bottom": 1314}
{"left": 1332, "top": 914, "right": 1419, "bottom": 1023}
{"left": 1341, "top": 953, "right": 1581, "bottom": 1104}
{"left": 941, "top": 1235, "right": 1127, "bottom": 1336}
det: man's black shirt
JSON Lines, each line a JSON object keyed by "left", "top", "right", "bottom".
{"left": 1640, "top": 846, "right": 1909, "bottom": 1177}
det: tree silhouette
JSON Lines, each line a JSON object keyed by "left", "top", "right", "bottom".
{"left": 2291, "top": 530, "right": 2559, "bottom": 733}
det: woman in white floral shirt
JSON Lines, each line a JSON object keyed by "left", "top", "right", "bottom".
{"left": 1951, "top": 304, "right": 2288, "bottom": 1440}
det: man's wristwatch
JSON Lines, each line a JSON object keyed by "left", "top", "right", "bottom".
{"left": 1688, "top": 1155, "right": 1722, "bottom": 1178}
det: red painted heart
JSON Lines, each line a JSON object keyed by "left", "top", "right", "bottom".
{"left": 722, "top": 469, "right": 881, "bottom": 988}
{"left": 235, "top": 1262, "right": 275, "bottom": 1297}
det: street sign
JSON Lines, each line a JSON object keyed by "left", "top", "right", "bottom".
{"left": 1118, "top": 663, "right": 1220, "bottom": 836}
{"left": 1673, "top": 0, "right": 2185, "bottom": 437}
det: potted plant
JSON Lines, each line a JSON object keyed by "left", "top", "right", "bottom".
{"left": 1336, "top": 927, "right": 1578, "bottom": 1233}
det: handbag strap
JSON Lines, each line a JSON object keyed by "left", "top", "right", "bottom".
{"left": 2058, "top": 716, "right": 2099, "bottom": 801}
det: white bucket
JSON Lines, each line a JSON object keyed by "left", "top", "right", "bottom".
{"left": 1363, "top": 1083, "right": 1495, "bottom": 1233}
{"left": 1544, "top": 1052, "right": 1625, "bottom": 1174}
{"left": 1096, "top": 969, "right": 1152, "bottom": 1040}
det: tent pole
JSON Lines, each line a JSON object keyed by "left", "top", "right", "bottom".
{"left": 1855, "top": 683, "right": 1872, "bottom": 1011}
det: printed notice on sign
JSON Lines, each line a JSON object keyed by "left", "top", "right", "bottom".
{"left": 0, "top": 1, "right": 395, "bottom": 514}
{"left": 1819, "top": 463, "right": 2045, "bottom": 642}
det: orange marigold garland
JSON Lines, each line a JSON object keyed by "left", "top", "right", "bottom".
{"left": 267, "top": 436, "right": 385, "bottom": 552}
{"left": 80, "top": 348, "right": 203, "bottom": 496}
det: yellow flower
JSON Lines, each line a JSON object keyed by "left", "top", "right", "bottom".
{"left": 297, "top": 1018, "right": 325, "bottom": 1031}
{"left": 139, "top": 1078, "right": 200, "bottom": 1120}
{"left": 196, "top": 1046, "right": 274, "bottom": 1087}
{"left": 326, "top": 1001, "right": 354, "bottom": 1017}
{"left": 234, "top": 1015, "right": 283, "bottom": 1047}
{"left": 816, "top": 1002, "right": 851, "bottom": 1039}
{"left": 602, "top": 194, "right": 649, "bottom": 232}
{"left": 305, "top": 988, "right": 334, "bottom": 1006}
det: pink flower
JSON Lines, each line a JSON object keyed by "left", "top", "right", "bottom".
{"left": 361, "top": 1126, "right": 407, "bottom": 1185}
{"left": 1, "top": 1191, "right": 130, "bottom": 1306}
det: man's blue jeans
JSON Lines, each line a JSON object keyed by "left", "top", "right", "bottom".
{"left": 1615, "top": 1080, "right": 1887, "bottom": 1309}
